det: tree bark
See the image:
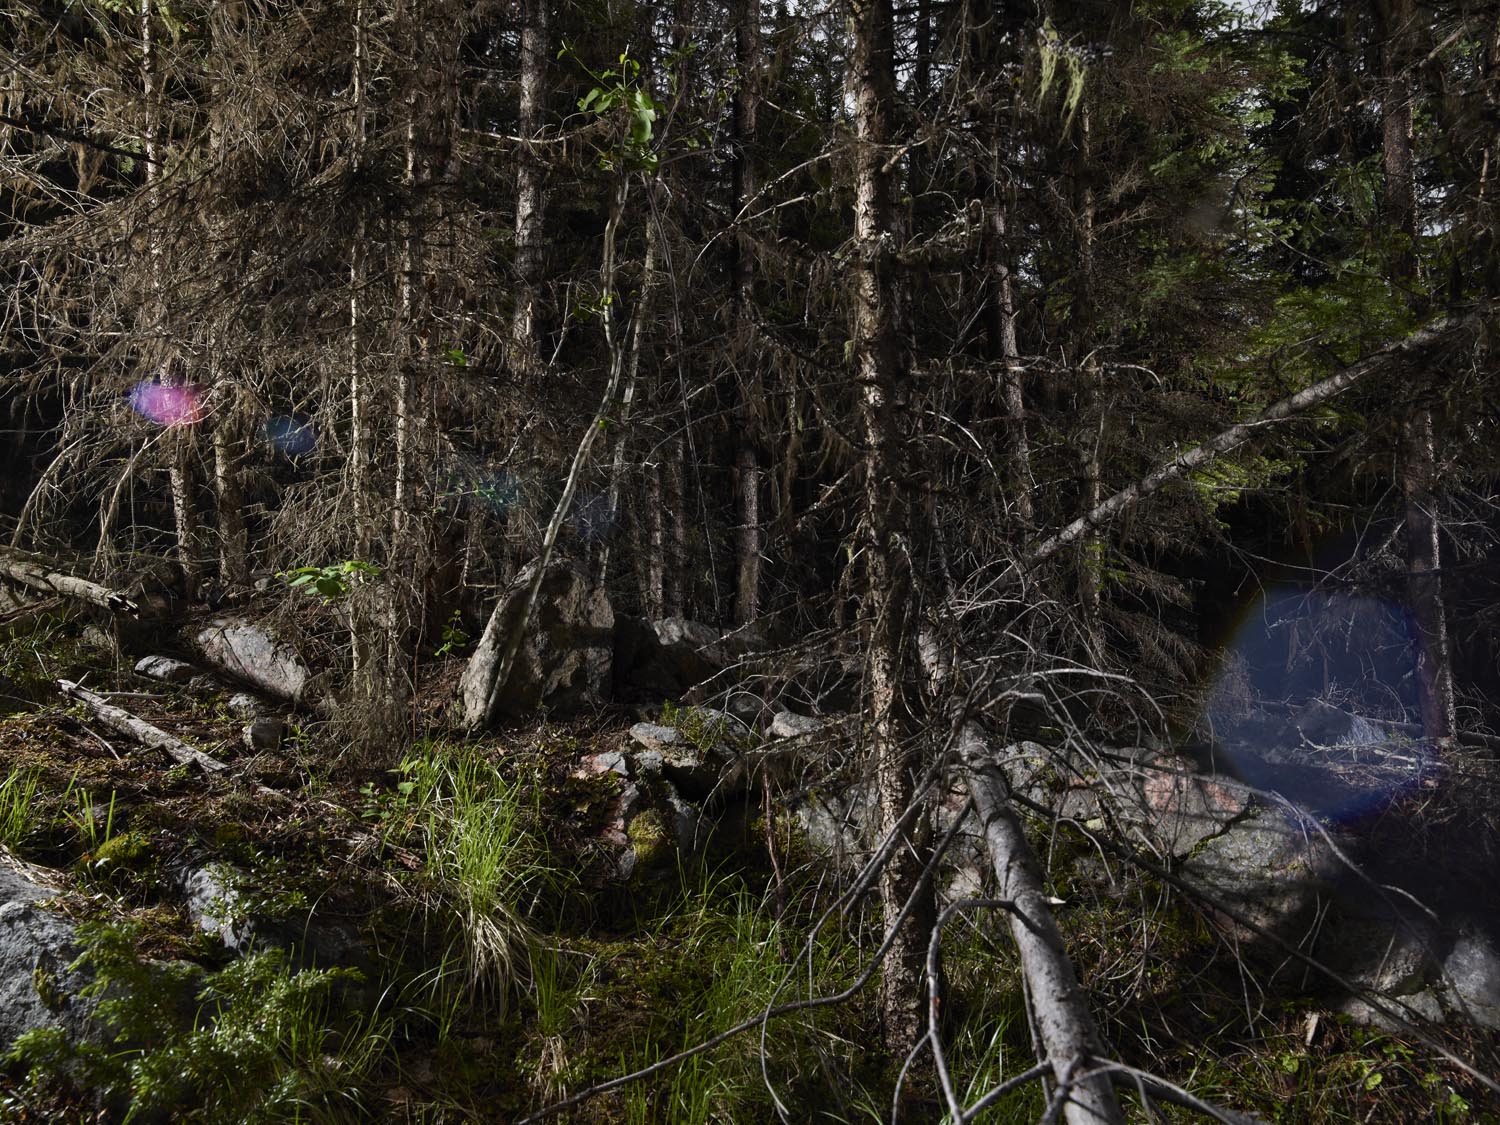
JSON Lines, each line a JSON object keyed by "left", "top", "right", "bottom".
{"left": 1381, "top": 0, "right": 1457, "bottom": 744}
{"left": 509, "top": 0, "right": 549, "bottom": 381}
{"left": 732, "top": 0, "right": 764, "bottom": 627}
{"left": 0, "top": 549, "right": 149, "bottom": 615}
{"left": 848, "top": 0, "right": 931, "bottom": 1063}
{"left": 963, "top": 736, "right": 1124, "bottom": 1125}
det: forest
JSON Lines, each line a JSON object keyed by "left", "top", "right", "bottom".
{"left": 1, "top": 0, "right": 1499, "bottom": 1120}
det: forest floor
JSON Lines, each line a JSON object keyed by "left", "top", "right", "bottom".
{"left": 0, "top": 617, "right": 1496, "bottom": 1123}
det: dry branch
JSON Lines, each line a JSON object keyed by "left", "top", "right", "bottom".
{"left": 0, "top": 549, "right": 145, "bottom": 615}
{"left": 58, "top": 678, "right": 231, "bottom": 777}
{"left": 1024, "top": 313, "right": 1479, "bottom": 569}
{"left": 960, "top": 727, "right": 1124, "bottom": 1125}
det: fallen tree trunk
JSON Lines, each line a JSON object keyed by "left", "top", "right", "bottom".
{"left": 0, "top": 549, "right": 147, "bottom": 616}
{"left": 59, "top": 679, "right": 231, "bottom": 777}
{"left": 960, "top": 723, "right": 1123, "bottom": 1125}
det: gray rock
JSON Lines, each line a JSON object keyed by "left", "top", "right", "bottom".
{"left": 1177, "top": 803, "right": 1339, "bottom": 940}
{"left": 225, "top": 692, "right": 263, "bottom": 719}
{"left": 574, "top": 750, "right": 631, "bottom": 779}
{"left": 1343, "top": 990, "right": 1444, "bottom": 1031}
{"left": 177, "top": 862, "right": 255, "bottom": 954}
{"left": 242, "top": 717, "right": 286, "bottom": 752}
{"left": 458, "top": 560, "right": 614, "bottom": 719}
{"left": 628, "top": 723, "right": 684, "bottom": 752}
{"left": 0, "top": 866, "right": 94, "bottom": 1054}
{"left": 1131, "top": 760, "right": 1251, "bottom": 858}
{"left": 133, "top": 655, "right": 196, "bottom": 684}
{"left": 613, "top": 615, "right": 734, "bottom": 698}
{"left": 631, "top": 750, "right": 665, "bottom": 776}
{"left": 769, "top": 711, "right": 824, "bottom": 740}
{"left": 1442, "top": 929, "right": 1500, "bottom": 1030}
{"left": 194, "top": 619, "right": 328, "bottom": 712}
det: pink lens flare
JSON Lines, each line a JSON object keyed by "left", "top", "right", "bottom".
{"left": 128, "top": 381, "right": 206, "bottom": 427}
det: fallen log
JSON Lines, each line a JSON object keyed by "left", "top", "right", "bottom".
{"left": 0, "top": 549, "right": 146, "bottom": 615}
{"left": 59, "top": 679, "right": 231, "bottom": 778}
{"left": 960, "top": 723, "right": 1124, "bottom": 1125}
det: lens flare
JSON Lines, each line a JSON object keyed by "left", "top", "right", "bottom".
{"left": 265, "top": 415, "right": 316, "bottom": 457}
{"left": 128, "top": 381, "right": 205, "bottom": 426}
{"left": 1200, "top": 586, "right": 1433, "bottom": 822}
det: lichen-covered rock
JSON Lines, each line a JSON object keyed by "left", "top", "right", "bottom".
{"left": 456, "top": 559, "right": 613, "bottom": 722}
{"left": 194, "top": 618, "right": 328, "bottom": 712}
{"left": 1442, "top": 928, "right": 1500, "bottom": 1030}
{"left": 0, "top": 864, "right": 93, "bottom": 1054}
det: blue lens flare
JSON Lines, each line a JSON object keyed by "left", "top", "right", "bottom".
{"left": 1199, "top": 586, "right": 1435, "bottom": 822}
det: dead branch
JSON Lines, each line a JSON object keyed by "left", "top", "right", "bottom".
{"left": 0, "top": 549, "right": 146, "bottom": 616}
{"left": 1024, "top": 313, "right": 1480, "bottom": 570}
{"left": 58, "top": 678, "right": 231, "bottom": 777}
{"left": 962, "top": 732, "right": 1124, "bottom": 1125}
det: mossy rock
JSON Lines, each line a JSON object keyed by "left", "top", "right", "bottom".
{"left": 91, "top": 831, "right": 151, "bottom": 867}
{"left": 627, "top": 809, "right": 672, "bottom": 870}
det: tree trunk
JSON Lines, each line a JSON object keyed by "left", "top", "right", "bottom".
{"left": 663, "top": 434, "right": 686, "bottom": 618}
{"left": 211, "top": 384, "right": 249, "bottom": 588}
{"left": 1382, "top": 0, "right": 1456, "bottom": 744}
{"left": 963, "top": 737, "right": 1124, "bottom": 1125}
{"left": 732, "top": 0, "right": 763, "bottom": 626}
{"left": 848, "top": 0, "right": 931, "bottom": 1064}
{"left": 509, "top": 0, "right": 549, "bottom": 381}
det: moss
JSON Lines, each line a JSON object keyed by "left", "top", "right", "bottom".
{"left": 627, "top": 808, "right": 672, "bottom": 869}
{"left": 92, "top": 830, "right": 150, "bottom": 867}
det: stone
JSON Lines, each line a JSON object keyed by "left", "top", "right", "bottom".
{"left": 574, "top": 750, "right": 630, "bottom": 779}
{"left": 1177, "top": 802, "right": 1339, "bottom": 941}
{"left": 628, "top": 723, "right": 684, "bottom": 752}
{"left": 0, "top": 864, "right": 94, "bottom": 1054}
{"left": 769, "top": 711, "right": 824, "bottom": 740}
{"left": 1441, "top": 929, "right": 1500, "bottom": 1030}
{"left": 225, "top": 692, "right": 262, "bottom": 719}
{"left": 457, "top": 559, "right": 614, "bottom": 720}
{"left": 133, "top": 655, "right": 196, "bottom": 684}
{"left": 177, "top": 862, "right": 255, "bottom": 954}
{"left": 1132, "top": 759, "right": 1251, "bottom": 858}
{"left": 242, "top": 717, "right": 286, "bottom": 752}
{"left": 612, "top": 615, "right": 732, "bottom": 698}
{"left": 194, "top": 618, "right": 327, "bottom": 711}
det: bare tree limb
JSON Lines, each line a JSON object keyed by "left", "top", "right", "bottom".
{"left": 0, "top": 548, "right": 146, "bottom": 616}
{"left": 1025, "top": 313, "right": 1480, "bottom": 570}
{"left": 58, "top": 678, "right": 230, "bottom": 777}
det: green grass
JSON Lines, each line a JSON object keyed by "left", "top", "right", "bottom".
{"left": 0, "top": 767, "right": 41, "bottom": 849}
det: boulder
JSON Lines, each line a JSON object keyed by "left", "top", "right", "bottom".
{"left": 613, "top": 616, "right": 733, "bottom": 698}
{"left": 0, "top": 862, "right": 94, "bottom": 1053}
{"left": 1441, "top": 928, "right": 1500, "bottom": 1030}
{"left": 456, "top": 559, "right": 613, "bottom": 720}
{"left": 1177, "top": 802, "right": 1340, "bottom": 942}
{"left": 193, "top": 618, "right": 329, "bottom": 713}
{"left": 225, "top": 692, "right": 265, "bottom": 720}
{"left": 1130, "top": 758, "right": 1251, "bottom": 858}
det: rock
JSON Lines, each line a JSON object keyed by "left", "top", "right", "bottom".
{"left": 612, "top": 615, "right": 733, "bottom": 698}
{"left": 1177, "top": 802, "right": 1339, "bottom": 941}
{"left": 194, "top": 618, "right": 328, "bottom": 712}
{"left": 769, "top": 711, "right": 824, "bottom": 740}
{"left": 225, "top": 692, "right": 263, "bottom": 719}
{"left": 792, "top": 780, "right": 877, "bottom": 866}
{"left": 662, "top": 788, "right": 701, "bottom": 851}
{"left": 0, "top": 864, "right": 94, "bottom": 1054}
{"left": 456, "top": 559, "right": 613, "bottom": 720}
{"left": 628, "top": 723, "right": 684, "bottom": 752}
{"left": 1442, "top": 929, "right": 1500, "bottom": 1030}
{"left": 242, "top": 717, "right": 286, "bottom": 752}
{"left": 574, "top": 749, "right": 630, "bottom": 779}
{"left": 177, "top": 862, "right": 255, "bottom": 954}
{"left": 80, "top": 624, "right": 117, "bottom": 654}
{"left": 133, "top": 655, "right": 196, "bottom": 684}
{"left": 1131, "top": 759, "right": 1251, "bottom": 858}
